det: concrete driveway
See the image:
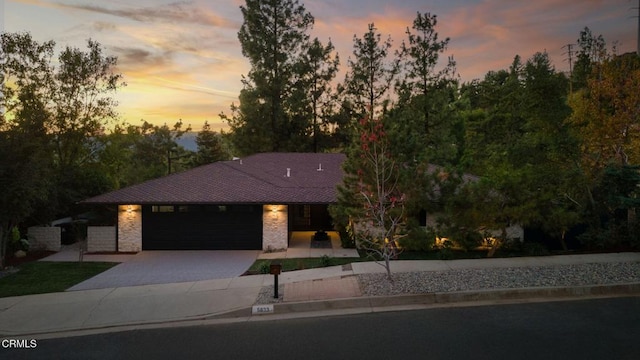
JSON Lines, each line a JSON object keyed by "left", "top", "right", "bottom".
{"left": 65, "top": 251, "right": 260, "bottom": 291}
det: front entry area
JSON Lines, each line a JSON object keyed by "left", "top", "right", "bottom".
{"left": 141, "top": 204, "right": 262, "bottom": 250}
{"left": 289, "top": 204, "right": 333, "bottom": 231}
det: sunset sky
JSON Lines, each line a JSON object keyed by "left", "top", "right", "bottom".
{"left": 3, "top": 0, "right": 638, "bottom": 131}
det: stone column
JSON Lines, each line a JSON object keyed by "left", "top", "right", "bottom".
{"left": 117, "top": 205, "right": 142, "bottom": 252}
{"left": 262, "top": 204, "right": 288, "bottom": 251}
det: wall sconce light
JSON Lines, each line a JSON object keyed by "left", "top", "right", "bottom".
{"left": 127, "top": 205, "right": 133, "bottom": 213}
{"left": 271, "top": 205, "right": 279, "bottom": 213}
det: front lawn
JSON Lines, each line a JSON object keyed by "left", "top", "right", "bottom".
{"left": 246, "top": 246, "right": 564, "bottom": 274}
{"left": 0, "top": 261, "right": 118, "bottom": 298}
{"left": 247, "top": 257, "right": 362, "bottom": 274}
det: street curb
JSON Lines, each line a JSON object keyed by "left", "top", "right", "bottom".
{"left": 3, "top": 283, "right": 639, "bottom": 338}
{"left": 214, "top": 282, "right": 640, "bottom": 319}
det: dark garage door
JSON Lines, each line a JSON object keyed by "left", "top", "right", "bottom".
{"left": 142, "top": 205, "right": 262, "bottom": 250}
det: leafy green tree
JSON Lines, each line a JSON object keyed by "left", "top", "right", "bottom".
{"left": 223, "top": 0, "right": 315, "bottom": 154}
{"left": 461, "top": 56, "right": 525, "bottom": 176}
{"left": 569, "top": 52, "right": 640, "bottom": 245}
{"left": 96, "top": 120, "right": 194, "bottom": 187}
{"left": 1, "top": 32, "right": 125, "bottom": 263}
{"left": 133, "top": 120, "right": 193, "bottom": 178}
{"left": 193, "top": 121, "right": 230, "bottom": 166}
{"left": 0, "top": 34, "right": 58, "bottom": 246}
{"left": 52, "top": 39, "right": 124, "bottom": 170}
{"left": 0, "top": 122, "right": 53, "bottom": 268}
{"left": 1, "top": 32, "right": 124, "bottom": 218}
{"left": 458, "top": 52, "right": 580, "bottom": 252}
{"left": 570, "top": 53, "right": 640, "bottom": 171}
{"left": 382, "top": 12, "right": 461, "bottom": 240}
{"left": 572, "top": 27, "right": 607, "bottom": 92}
{"left": 95, "top": 123, "right": 138, "bottom": 190}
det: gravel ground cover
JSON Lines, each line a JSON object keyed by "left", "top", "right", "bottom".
{"left": 256, "top": 285, "right": 285, "bottom": 304}
{"left": 254, "top": 262, "right": 640, "bottom": 304}
{"left": 357, "top": 262, "right": 640, "bottom": 296}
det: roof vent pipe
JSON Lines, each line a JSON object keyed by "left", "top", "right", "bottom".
{"left": 286, "top": 168, "right": 291, "bottom": 177}
{"left": 317, "top": 163, "right": 323, "bottom": 171}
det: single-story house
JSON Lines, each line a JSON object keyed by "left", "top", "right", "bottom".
{"left": 81, "top": 152, "right": 345, "bottom": 252}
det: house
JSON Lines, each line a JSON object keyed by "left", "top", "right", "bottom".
{"left": 81, "top": 152, "right": 523, "bottom": 253}
{"left": 81, "top": 153, "right": 345, "bottom": 252}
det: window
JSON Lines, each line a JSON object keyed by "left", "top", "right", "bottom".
{"left": 233, "top": 205, "right": 255, "bottom": 213}
{"left": 297, "top": 205, "right": 310, "bottom": 218}
{"left": 202, "top": 205, "right": 228, "bottom": 213}
{"left": 152, "top": 205, "right": 175, "bottom": 213}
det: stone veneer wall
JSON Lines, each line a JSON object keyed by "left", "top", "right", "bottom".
{"left": 262, "top": 205, "right": 288, "bottom": 251}
{"left": 117, "top": 205, "right": 142, "bottom": 252}
{"left": 28, "top": 226, "right": 61, "bottom": 251}
{"left": 87, "top": 226, "right": 116, "bottom": 253}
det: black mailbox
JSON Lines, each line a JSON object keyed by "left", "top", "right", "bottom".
{"left": 269, "top": 263, "right": 282, "bottom": 275}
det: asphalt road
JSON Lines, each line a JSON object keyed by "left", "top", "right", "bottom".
{"left": 4, "top": 296, "right": 640, "bottom": 360}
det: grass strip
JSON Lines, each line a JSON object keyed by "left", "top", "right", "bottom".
{"left": 0, "top": 261, "right": 118, "bottom": 298}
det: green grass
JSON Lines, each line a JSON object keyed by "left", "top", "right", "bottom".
{"left": 0, "top": 261, "right": 119, "bottom": 298}
{"left": 247, "top": 249, "right": 498, "bottom": 273}
{"left": 248, "top": 257, "right": 362, "bottom": 274}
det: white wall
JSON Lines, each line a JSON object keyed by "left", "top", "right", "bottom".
{"left": 87, "top": 226, "right": 116, "bottom": 252}
{"left": 28, "top": 226, "right": 61, "bottom": 251}
{"left": 262, "top": 204, "right": 288, "bottom": 251}
{"left": 118, "top": 205, "right": 142, "bottom": 252}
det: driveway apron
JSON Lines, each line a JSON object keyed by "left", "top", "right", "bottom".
{"left": 67, "top": 251, "right": 259, "bottom": 291}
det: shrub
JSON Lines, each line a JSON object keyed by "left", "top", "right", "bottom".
{"left": 259, "top": 261, "right": 270, "bottom": 274}
{"left": 398, "top": 220, "right": 435, "bottom": 251}
{"left": 522, "top": 242, "right": 549, "bottom": 256}
{"left": 8, "top": 226, "right": 29, "bottom": 253}
{"left": 579, "top": 222, "right": 627, "bottom": 250}
{"left": 320, "top": 255, "right": 332, "bottom": 267}
{"left": 436, "top": 239, "right": 454, "bottom": 260}
{"left": 328, "top": 204, "right": 356, "bottom": 248}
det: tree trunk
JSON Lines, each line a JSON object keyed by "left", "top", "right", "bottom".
{"left": 560, "top": 230, "right": 568, "bottom": 251}
{"left": 626, "top": 207, "right": 637, "bottom": 241}
{"left": 384, "top": 255, "right": 392, "bottom": 280}
{"left": 0, "top": 222, "right": 10, "bottom": 269}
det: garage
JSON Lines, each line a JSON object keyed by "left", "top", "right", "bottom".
{"left": 141, "top": 204, "right": 262, "bottom": 250}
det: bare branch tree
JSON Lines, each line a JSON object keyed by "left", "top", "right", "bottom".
{"left": 352, "top": 116, "right": 405, "bottom": 279}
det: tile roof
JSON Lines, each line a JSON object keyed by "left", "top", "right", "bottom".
{"left": 81, "top": 152, "right": 346, "bottom": 205}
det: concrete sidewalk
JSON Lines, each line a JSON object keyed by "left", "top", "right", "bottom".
{"left": 1, "top": 252, "right": 640, "bottom": 338}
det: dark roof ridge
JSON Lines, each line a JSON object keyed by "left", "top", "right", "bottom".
{"left": 226, "top": 152, "right": 344, "bottom": 189}
{"left": 81, "top": 152, "right": 346, "bottom": 204}
{"left": 222, "top": 154, "right": 289, "bottom": 188}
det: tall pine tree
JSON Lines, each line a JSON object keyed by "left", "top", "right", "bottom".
{"left": 342, "top": 23, "right": 400, "bottom": 121}
{"left": 222, "top": 0, "right": 315, "bottom": 155}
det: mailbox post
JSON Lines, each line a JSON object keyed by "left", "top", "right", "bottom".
{"left": 270, "top": 262, "right": 282, "bottom": 299}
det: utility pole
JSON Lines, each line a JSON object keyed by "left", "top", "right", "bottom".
{"left": 562, "top": 43, "right": 575, "bottom": 94}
